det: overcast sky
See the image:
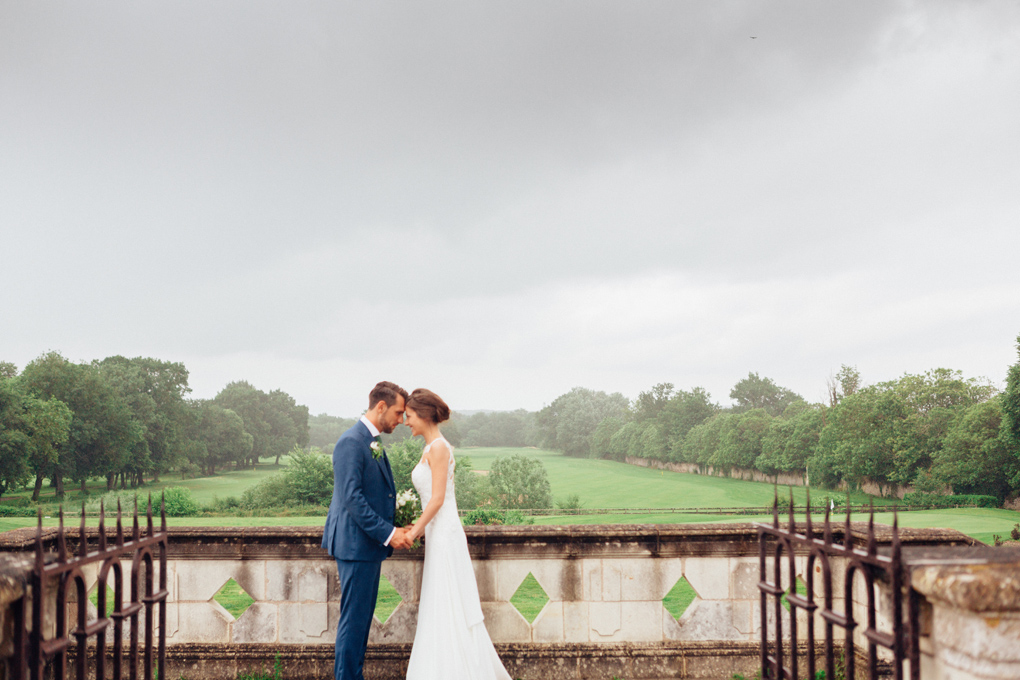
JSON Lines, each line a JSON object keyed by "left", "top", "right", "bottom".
{"left": 2, "top": 1, "right": 1019, "bottom": 417}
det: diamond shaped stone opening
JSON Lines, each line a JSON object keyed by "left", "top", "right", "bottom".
{"left": 213, "top": 578, "right": 254, "bottom": 620}
{"left": 87, "top": 583, "right": 119, "bottom": 614}
{"left": 781, "top": 576, "right": 807, "bottom": 612}
{"left": 663, "top": 576, "right": 698, "bottom": 621}
{"left": 374, "top": 574, "right": 403, "bottom": 625}
{"left": 510, "top": 572, "right": 549, "bottom": 624}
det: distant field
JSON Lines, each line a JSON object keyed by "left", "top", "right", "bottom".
{"left": 2, "top": 456, "right": 292, "bottom": 509}
{"left": 2, "top": 447, "right": 1017, "bottom": 545}
{"left": 456, "top": 446, "right": 896, "bottom": 509}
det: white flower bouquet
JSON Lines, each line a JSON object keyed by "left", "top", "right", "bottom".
{"left": 394, "top": 488, "right": 421, "bottom": 529}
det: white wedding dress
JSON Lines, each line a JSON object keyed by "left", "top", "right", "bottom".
{"left": 405, "top": 437, "right": 511, "bottom": 680}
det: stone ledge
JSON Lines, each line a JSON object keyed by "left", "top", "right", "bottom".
{"left": 912, "top": 548, "right": 1020, "bottom": 612}
{"left": 1, "top": 522, "right": 978, "bottom": 560}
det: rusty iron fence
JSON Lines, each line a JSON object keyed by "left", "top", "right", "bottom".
{"left": 756, "top": 491, "right": 919, "bottom": 680}
{"left": 9, "top": 497, "right": 168, "bottom": 680}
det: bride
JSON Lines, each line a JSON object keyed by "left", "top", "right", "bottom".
{"left": 402, "top": 388, "right": 512, "bottom": 680}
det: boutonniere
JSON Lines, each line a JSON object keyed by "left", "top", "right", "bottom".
{"left": 370, "top": 439, "right": 385, "bottom": 460}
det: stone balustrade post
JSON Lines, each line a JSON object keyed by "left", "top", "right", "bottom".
{"left": 911, "top": 549, "right": 1020, "bottom": 680}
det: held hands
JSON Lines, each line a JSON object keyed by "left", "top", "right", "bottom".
{"left": 390, "top": 526, "right": 414, "bottom": 550}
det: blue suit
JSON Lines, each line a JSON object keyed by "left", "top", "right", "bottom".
{"left": 321, "top": 421, "right": 396, "bottom": 680}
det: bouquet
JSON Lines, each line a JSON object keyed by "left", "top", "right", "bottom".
{"left": 394, "top": 488, "right": 422, "bottom": 547}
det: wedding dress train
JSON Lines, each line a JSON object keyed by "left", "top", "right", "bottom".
{"left": 405, "top": 437, "right": 511, "bottom": 680}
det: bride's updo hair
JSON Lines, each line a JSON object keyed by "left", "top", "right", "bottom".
{"left": 406, "top": 388, "right": 450, "bottom": 424}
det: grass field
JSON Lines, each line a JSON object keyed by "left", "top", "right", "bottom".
{"left": 457, "top": 446, "right": 897, "bottom": 509}
{"left": 0, "top": 457, "right": 292, "bottom": 510}
{"left": 2, "top": 448, "right": 1017, "bottom": 545}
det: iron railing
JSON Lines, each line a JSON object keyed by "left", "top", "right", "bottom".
{"left": 756, "top": 490, "right": 919, "bottom": 680}
{"left": 11, "top": 497, "right": 168, "bottom": 680}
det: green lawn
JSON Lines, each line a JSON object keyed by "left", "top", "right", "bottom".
{"left": 0, "top": 457, "right": 291, "bottom": 510}
{"left": 457, "top": 446, "right": 895, "bottom": 509}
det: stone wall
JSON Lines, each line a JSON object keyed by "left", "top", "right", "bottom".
{"left": 0, "top": 522, "right": 1006, "bottom": 680}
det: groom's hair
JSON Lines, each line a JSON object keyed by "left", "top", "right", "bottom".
{"left": 369, "top": 381, "right": 408, "bottom": 410}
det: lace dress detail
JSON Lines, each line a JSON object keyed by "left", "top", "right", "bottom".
{"left": 406, "top": 437, "right": 511, "bottom": 680}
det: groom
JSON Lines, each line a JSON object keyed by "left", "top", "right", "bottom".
{"left": 322, "top": 381, "right": 413, "bottom": 680}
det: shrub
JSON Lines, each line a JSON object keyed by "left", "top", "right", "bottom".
{"left": 556, "top": 493, "right": 583, "bottom": 510}
{"left": 207, "top": 496, "right": 241, "bottom": 513}
{"left": 85, "top": 490, "right": 141, "bottom": 514}
{"left": 161, "top": 487, "right": 199, "bottom": 517}
{"left": 901, "top": 493, "right": 999, "bottom": 509}
{"left": 488, "top": 454, "right": 552, "bottom": 509}
{"left": 240, "top": 474, "right": 293, "bottom": 511}
{"left": 0, "top": 505, "right": 36, "bottom": 517}
{"left": 462, "top": 508, "right": 535, "bottom": 526}
{"left": 283, "top": 447, "right": 333, "bottom": 506}
{"left": 178, "top": 461, "right": 202, "bottom": 480}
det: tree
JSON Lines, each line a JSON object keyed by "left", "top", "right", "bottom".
{"left": 757, "top": 403, "right": 824, "bottom": 478}
{"left": 1000, "top": 334, "right": 1020, "bottom": 493}
{"left": 932, "top": 398, "right": 1012, "bottom": 500}
{"left": 680, "top": 414, "right": 730, "bottom": 465}
{"left": 827, "top": 365, "right": 862, "bottom": 407}
{"left": 659, "top": 387, "right": 718, "bottom": 457}
{"left": 537, "top": 387, "right": 629, "bottom": 457}
{"left": 184, "top": 401, "right": 253, "bottom": 475}
{"left": 488, "top": 454, "right": 552, "bottom": 509}
{"left": 729, "top": 373, "right": 804, "bottom": 417}
{"left": 21, "top": 352, "right": 143, "bottom": 498}
{"left": 95, "top": 356, "right": 191, "bottom": 485}
{"left": 634, "top": 383, "right": 674, "bottom": 421}
{"left": 214, "top": 382, "right": 309, "bottom": 467}
{"left": 590, "top": 416, "right": 625, "bottom": 459}
{"left": 0, "top": 377, "right": 72, "bottom": 500}
{"left": 711, "top": 408, "right": 771, "bottom": 470}
{"left": 308, "top": 413, "right": 358, "bottom": 451}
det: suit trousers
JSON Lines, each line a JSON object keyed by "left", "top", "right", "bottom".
{"left": 334, "top": 559, "right": 382, "bottom": 680}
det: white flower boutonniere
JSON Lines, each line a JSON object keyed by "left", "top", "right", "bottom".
{"left": 370, "top": 440, "right": 385, "bottom": 460}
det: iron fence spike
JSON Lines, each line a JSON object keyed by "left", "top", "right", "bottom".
{"left": 79, "top": 502, "right": 87, "bottom": 559}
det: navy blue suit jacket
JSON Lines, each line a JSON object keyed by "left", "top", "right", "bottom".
{"left": 321, "top": 421, "right": 396, "bottom": 562}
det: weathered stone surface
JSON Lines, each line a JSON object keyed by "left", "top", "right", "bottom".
{"left": 381, "top": 559, "right": 419, "bottom": 604}
{"left": 619, "top": 600, "right": 664, "bottom": 641}
{"left": 171, "top": 602, "right": 230, "bottom": 643}
{"left": 730, "top": 556, "right": 759, "bottom": 600}
{"left": 480, "top": 602, "right": 531, "bottom": 642}
{"left": 675, "top": 600, "right": 744, "bottom": 641}
{"left": 582, "top": 558, "right": 602, "bottom": 601}
{"left": 472, "top": 558, "right": 497, "bottom": 602}
{"left": 495, "top": 558, "right": 538, "bottom": 603}
{"left": 684, "top": 557, "right": 730, "bottom": 600}
{"left": 913, "top": 556, "right": 1020, "bottom": 613}
{"left": 563, "top": 600, "right": 589, "bottom": 642}
{"left": 531, "top": 600, "right": 563, "bottom": 642}
{"left": 589, "top": 601, "right": 622, "bottom": 638}
{"left": 233, "top": 602, "right": 278, "bottom": 643}
{"left": 370, "top": 602, "right": 417, "bottom": 643}
{"left": 178, "top": 559, "right": 265, "bottom": 602}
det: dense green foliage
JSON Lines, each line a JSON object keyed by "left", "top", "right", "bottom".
{"left": 161, "top": 486, "right": 200, "bottom": 516}
{"left": 539, "top": 356, "right": 1020, "bottom": 504}
{"left": 1, "top": 352, "right": 309, "bottom": 502}
{"left": 488, "top": 454, "right": 553, "bottom": 509}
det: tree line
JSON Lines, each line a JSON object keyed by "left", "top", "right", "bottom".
{"left": 0, "top": 352, "right": 308, "bottom": 501}
{"left": 536, "top": 337, "right": 1020, "bottom": 503}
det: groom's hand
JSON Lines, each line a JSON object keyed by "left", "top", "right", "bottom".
{"left": 390, "top": 526, "right": 414, "bottom": 549}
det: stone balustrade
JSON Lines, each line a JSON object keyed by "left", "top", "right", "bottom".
{"left": 2, "top": 521, "right": 1015, "bottom": 680}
